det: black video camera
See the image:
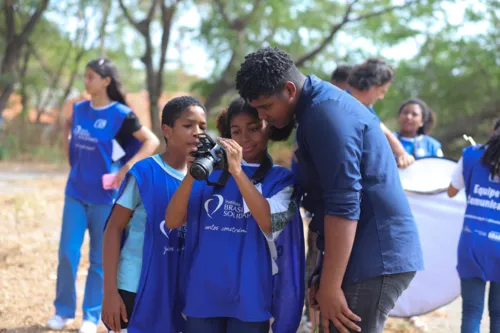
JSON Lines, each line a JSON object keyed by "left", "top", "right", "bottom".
{"left": 189, "top": 133, "right": 230, "bottom": 186}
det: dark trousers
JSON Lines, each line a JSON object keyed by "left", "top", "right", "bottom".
{"left": 186, "top": 317, "right": 270, "bottom": 333}
{"left": 319, "top": 272, "right": 416, "bottom": 333}
{"left": 118, "top": 289, "right": 136, "bottom": 329}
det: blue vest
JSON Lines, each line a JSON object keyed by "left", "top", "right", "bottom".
{"left": 395, "top": 133, "right": 443, "bottom": 159}
{"left": 66, "top": 101, "right": 142, "bottom": 204}
{"left": 458, "top": 145, "right": 500, "bottom": 282}
{"left": 106, "top": 156, "right": 187, "bottom": 333}
{"left": 270, "top": 203, "right": 305, "bottom": 333}
{"left": 183, "top": 164, "right": 297, "bottom": 322}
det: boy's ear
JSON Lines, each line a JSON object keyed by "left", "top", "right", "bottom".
{"left": 162, "top": 124, "right": 171, "bottom": 140}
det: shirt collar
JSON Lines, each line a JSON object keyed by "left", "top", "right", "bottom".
{"left": 295, "top": 75, "right": 316, "bottom": 124}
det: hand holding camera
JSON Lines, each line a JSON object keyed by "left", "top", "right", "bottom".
{"left": 217, "top": 138, "right": 242, "bottom": 176}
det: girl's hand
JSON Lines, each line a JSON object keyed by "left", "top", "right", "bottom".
{"left": 111, "top": 165, "right": 130, "bottom": 189}
{"left": 218, "top": 138, "right": 242, "bottom": 176}
{"left": 102, "top": 290, "right": 128, "bottom": 332}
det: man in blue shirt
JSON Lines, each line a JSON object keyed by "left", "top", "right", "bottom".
{"left": 236, "top": 47, "right": 423, "bottom": 333}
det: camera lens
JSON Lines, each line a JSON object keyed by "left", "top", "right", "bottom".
{"left": 190, "top": 157, "right": 215, "bottom": 181}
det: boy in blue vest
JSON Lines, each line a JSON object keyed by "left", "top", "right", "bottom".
{"left": 236, "top": 47, "right": 423, "bottom": 333}
{"left": 101, "top": 96, "right": 207, "bottom": 333}
{"left": 448, "top": 118, "right": 500, "bottom": 333}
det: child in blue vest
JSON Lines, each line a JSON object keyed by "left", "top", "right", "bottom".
{"left": 47, "top": 59, "right": 159, "bottom": 333}
{"left": 165, "top": 98, "right": 304, "bottom": 333}
{"left": 101, "top": 96, "right": 207, "bottom": 333}
{"left": 394, "top": 98, "right": 443, "bottom": 159}
{"left": 448, "top": 118, "right": 500, "bottom": 333}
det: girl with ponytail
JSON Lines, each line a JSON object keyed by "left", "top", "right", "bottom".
{"left": 47, "top": 59, "right": 159, "bottom": 333}
{"left": 448, "top": 118, "right": 500, "bottom": 333}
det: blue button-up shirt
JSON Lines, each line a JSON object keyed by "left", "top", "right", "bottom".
{"left": 294, "top": 75, "right": 424, "bottom": 283}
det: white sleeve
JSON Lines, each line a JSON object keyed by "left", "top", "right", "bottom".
{"left": 451, "top": 157, "right": 465, "bottom": 190}
{"left": 259, "top": 185, "right": 297, "bottom": 241}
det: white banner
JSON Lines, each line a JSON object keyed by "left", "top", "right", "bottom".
{"left": 390, "top": 157, "right": 466, "bottom": 317}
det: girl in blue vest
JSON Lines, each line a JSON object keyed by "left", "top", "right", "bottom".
{"left": 394, "top": 98, "right": 444, "bottom": 159}
{"left": 448, "top": 118, "right": 500, "bottom": 333}
{"left": 101, "top": 96, "right": 207, "bottom": 333}
{"left": 47, "top": 59, "right": 160, "bottom": 333}
{"left": 165, "top": 98, "right": 303, "bottom": 333}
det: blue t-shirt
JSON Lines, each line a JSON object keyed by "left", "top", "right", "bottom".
{"left": 183, "top": 163, "right": 296, "bottom": 322}
{"left": 394, "top": 133, "right": 443, "bottom": 159}
{"left": 115, "top": 154, "right": 185, "bottom": 293}
{"left": 66, "top": 101, "right": 139, "bottom": 204}
{"left": 294, "top": 75, "right": 424, "bottom": 283}
{"left": 107, "top": 154, "right": 187, "bottom": 332}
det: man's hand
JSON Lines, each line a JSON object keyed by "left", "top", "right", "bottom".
{"left": 316, "top": 284, "right": 361, "bottom": 333}
{"left": 397, "top": 152, "right": 415, "bottom": 169}
{"left": 309, "top": 274, "right": 320, "bottom": 310}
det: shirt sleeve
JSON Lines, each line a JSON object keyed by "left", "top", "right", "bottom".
{"left": 302, "top": 101, "right": 363, "bottom": 220}
{"left": 115, "top": 112, "right": 143, "bottom": 145}
{"left": 451, "top": 157, "right": 465, "bottom": 190}
{"left": 116, "top": 176, "right": 142, "bottom": 210}
{"left": 260, "top": 185, "right": 297, "bottom": 241}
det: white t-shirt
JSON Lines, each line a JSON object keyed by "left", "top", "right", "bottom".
{"left": 451, "top": 157, "right": 465, "bottom": 190}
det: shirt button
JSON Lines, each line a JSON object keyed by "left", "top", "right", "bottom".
{"left": 304, "top": 193, "right": 308, "bottom": 197}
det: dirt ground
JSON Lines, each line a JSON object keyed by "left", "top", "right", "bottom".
{"left": 0, "top": 162, "right": 488, "bottom": 333}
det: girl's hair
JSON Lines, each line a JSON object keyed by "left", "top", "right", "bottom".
{"left": 347, "top": 58, "right": 394, "bottom": 91}
{"left": 482, "top": 118, "right": 500, "bottom": 179}
{"left": 216, "top": 97, "right": 294, "bottom": 141}
{"left": 86, "top": 59, "right": 128, "bottom": 106}
{"left": 398, "top": 98, "right": 436, "bottom": 135}
{"left": 161, "top": 96, "right": 206, "bottom": 144}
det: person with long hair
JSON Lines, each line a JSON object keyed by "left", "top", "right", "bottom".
{"left": 347, "top": 58, "right": 415, "bottom": 168}
{"left": 165, "top": 98, "right": 304, "bottom": 333}
{"left": 47, "top": 58, "right": 159, "bottom": 333}
{"left": 395, "top": 98, "right": 443, "bottom": 158}
{"left": 102, "top": 96, "right": 207, "bottom": 333}
{"left": 448, "top": 118, "right": 500, "bottom": 333}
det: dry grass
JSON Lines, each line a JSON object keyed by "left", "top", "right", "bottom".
{"left": 0, "top": 169, "right": 107, "bottom": 332}
{"left": 0, "top": 162, "right": 418, "bottom": 333}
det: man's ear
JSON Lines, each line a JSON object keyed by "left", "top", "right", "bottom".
{"left": 284, "top": 81, "right": 297, "bottom": 100}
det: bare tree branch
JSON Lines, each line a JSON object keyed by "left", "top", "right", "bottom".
{"left": 213, "top": 0, "right": 233, "bottom": 27}
{"left": 4, "top": 0, "right": 15, "bottom": 41}
{"left": 295, "top": 0, "right": 418, "bottom": 66}
{"left": 158, "top": 0, "right": 177, "bottom": 82}
{"left": 26, "top": 41, "right": 55, "bottom": 80}
{"left": 117, "top": 0, "right": 140, "bottom": 30}
{"left": 17, "top": 0, "right": 50, "bottom": 45}
{"left": 241, "top": 0, "right": 263, "bottom": 27}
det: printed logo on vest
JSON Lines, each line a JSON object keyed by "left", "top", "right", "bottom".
{"left": 204, "top": 194, "right": 224, "bottom": 218}
{"left": 160, "top": 220, "right": 174, "bottom": 239}
{"left": 94, "top": 119, "right": 107, "bottom": 129}
{"left": 204, "top": 194, "right": 251, "bottom": 220}
{"left": 489, "top": 174, "right": 500, "bottom": 184}
{"left": 488, "top": 231, "right": 500, "bottom": 242}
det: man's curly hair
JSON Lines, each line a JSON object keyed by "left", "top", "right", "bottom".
{"left": 236, "top": 47, "right": 298, "bottom": 102}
